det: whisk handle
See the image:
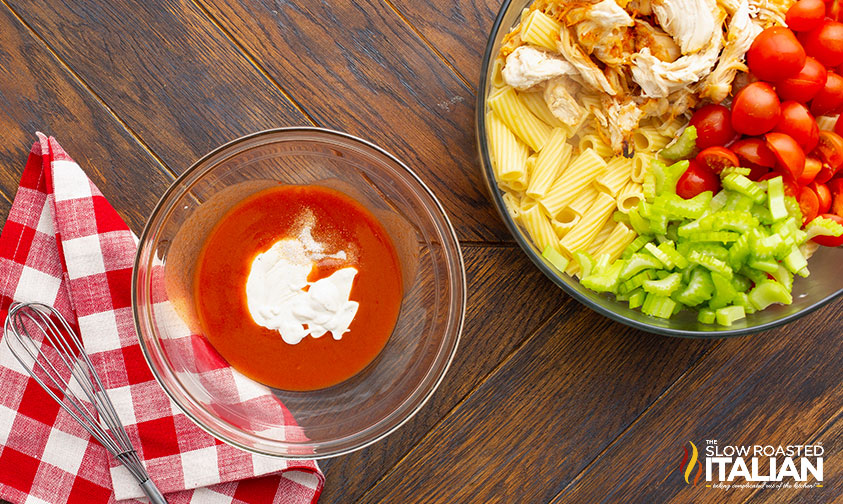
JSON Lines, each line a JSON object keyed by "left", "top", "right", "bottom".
{"left": 140, "top": 479, "right": 168, "bottom": 504}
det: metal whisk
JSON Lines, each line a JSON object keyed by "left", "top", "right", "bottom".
{"left": 4, "top": 302, "right": 167, "bottom": 503}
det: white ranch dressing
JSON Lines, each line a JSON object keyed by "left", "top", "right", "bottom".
{"left": 245, "top": 215, "right": 358, "bottom": 345}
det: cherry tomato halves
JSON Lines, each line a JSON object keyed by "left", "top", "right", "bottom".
{"left": 799, "top": 156, "right": 823, "bottom": 185}
{"left": 799, "top": 186, "right": 820, "bottom": 223}
{"left": 759, "top": 172, "right": 800, "bottom": 197}
{"left": 748, "top": 27, "right": 806, "bottom": 81}
{"left": 812, "top": 131, "right": 843, "bottom": 182}
{"left": 676, "top": 160, "right": 721, "bottom": 199}
{"left": 776, "top": 57, "right": 827, "bottom": 102}
{"left": 695, "top": 147, "right": 740, "bottom": 174}
{"left": 689, "top": 104, "right": 737, "bottom": 149}
{"left": 731, "top": 82, "right": 782, "bottom": 135}
{"left": 774, "top": 101, "right": 820, "bottom": 152}
{"left": 730, "top": 138, "right": 777, "bottom": 168}
{"left": 765, "top": 132, "right": 806, "bottom": 179}
{"left": 811, "top": 214, "right": 843, "bottom": 246}
{"left": 800, "top": 20, "right": 843, "bottom": 67}
{"left": 809, "top": 71, "right": 843, "bottom": 116}
{"left": 811, "top": 182, "right": 833, "bottom": 213}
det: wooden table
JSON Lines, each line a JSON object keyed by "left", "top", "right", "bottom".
{"left": 0, "top": 1, "right": 840, "bottom": 503}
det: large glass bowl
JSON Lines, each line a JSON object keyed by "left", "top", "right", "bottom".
{"left": 133, "top": 128, "right": 465, "bottom": 458}
{"left": 477, "top": 0, "right": 843, "bottom": 337}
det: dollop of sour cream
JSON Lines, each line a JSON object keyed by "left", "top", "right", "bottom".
{"left": 245, "top": 218, "right": 358, "bottom": 345}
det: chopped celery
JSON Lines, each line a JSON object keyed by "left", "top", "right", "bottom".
{"left": 644, "top": 242, "right": 674, "bottom": 269}
{"left": 722, "top": 173, "right": 765, "bottom": 203}
{"left": 767, "top": 176, "right": 788, "bottom": 222}
{"left": 709, "top": 272, "right": 738, "bottom": 309}
{"left": 674, "top": 268, "right": 714, "bottom": 306}
{"left": 805, "top": 216, "right": 843, "bottom": 240}
{"left": 657, "top": 241, "right": 689, "bottom": 269}
{"left": 628, "top": 209, "right": 653, "bottom": 235}
{"left": 660, "top": 126, "right": 697, "bottom": 160}
{"left": 643, "top": 272, "right": 682, "bottom": 296}
{"left": 542, "top": 245, "right": 569, "bottom": 272}
{"left": 747, "top": 258, "right": 779, "bottom": 274}
{"left": 720, "top": 166, "right": 752, "bottom": 177}
{"left": 581, "top": 261, "right": 624, "bottom": 293}
{"left": 642, "top": 293, "right": 677, "bottom": 319}
{"left": 620, "top": 253, "right": 665, "bottom": 280}
{"left": 621, "top": 235, "right": 652, "bottom": 259}
{"left": 783, "top": 247, "right": 808, "bottom": 275}
{"left": 731, "top": 274, "right": 752, "bottom": 293}
{"left": 651, "top": 160, "right": 689, "bottom": 195}
{"left": 687, "top": 231, "right": 740, "bottom": 243}
{"left": 627, "top": 288, "right": 646, "bottom": 309}
{"left": 620, "top": 270, "right": 653, "bottom": 292}
{"left": 771, "top": 264, "right": 794, "bottom": 291}
{"left": 573, "top": 251, "right": 595, "bottom": 278}
{"left": 716, "top": 305, "right": 746, "bottom": 326}
{"left": 698, "top": 308, "right": 716, "bottom": 324}
{"left": 613, "top": 211, "right": 631, "bottom": 224}
{"left": 748, "top": 281, "right": 793, "bottom": 310}
{"left": 688, "top": 250, "right": 733, "bottom": 279}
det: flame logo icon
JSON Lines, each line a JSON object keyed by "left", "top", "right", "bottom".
{"left": 679, "top": 441, "right": 703, "bottom": 486}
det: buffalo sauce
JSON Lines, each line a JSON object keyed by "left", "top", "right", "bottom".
{"left": 193, "top": 185, "right": 403, "bottom": 391}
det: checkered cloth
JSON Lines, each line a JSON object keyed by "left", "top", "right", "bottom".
{"left": 0, "top": 134, "right": 324, "bottom": 503}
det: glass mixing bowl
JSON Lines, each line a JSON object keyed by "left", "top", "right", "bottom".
{"left": 476, "top": 0, "right": 843, "bottom": 337}
{"left": 133, "top": 128, "right": 465, "bottom": 458}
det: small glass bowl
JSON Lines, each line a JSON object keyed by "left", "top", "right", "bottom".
{"left": 476, "top": 0, "right": 843, "bottom": 337}
{"left": 133, "top": 128, "right": 465, "bottom": 458}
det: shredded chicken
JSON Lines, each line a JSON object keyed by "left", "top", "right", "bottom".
{"left": 567, "top": 0, "right": 636, "bottom": 66}
{"left": 634, "top": 20, "right": 681, "bottom": 63}
{"left": 556, "top": 27, "right": 620, "bottom": 95}
{"left": 652, "top": 0, "right": 719, "bottom": 54}
{"left": 543, "top": 77, "right": 589, "bottom": 128}
{"left": 502, "top": 45, "right": 576, "bottom": 90}
{"left": 700, "top": 0, "right": 763, "bottom": 102}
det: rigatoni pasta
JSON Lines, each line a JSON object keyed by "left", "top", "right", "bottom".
{"left": 488, "top": 86, "right": 552, "bottom": 152}
{"left": 526, "top": 128, "right": 571, "bottom": 199}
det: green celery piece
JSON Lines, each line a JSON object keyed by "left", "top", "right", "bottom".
{"left": 574, "top": 250, "right": 595, "bottom": 278}
{"left": 688, "top": 250, "right": 733, "bottom": 279}
{"left": 613, "top": 210, "right": 631, "bottom": 224}
{"left": 724, "top": 190, "right": 755, "bottom": 212}
{"left": 721, "top": 166, "right": 752, "bottom": 177}
{"left": 722, "top": 173, "right": 765, "bottom": 204}
{"left": 712, "top": 211, "right": 759, "bottom": 233}
{"left": 767, "top": 176, "right": 788, "bottom": 222}
{"left": 581, "top": 261, "right": 624, "bottom": 293}
{"left": 593, "top": 253, "right": 611, "bottom": 274}
{"left": 687, "top": 231, "right": 740, "bottom": 243}
{"left": 734, "top": 292, "right": 757, "bottom": 314}
{"left": 677, "top": 219, "right": 709, "bottom": 237}
{"left": 651, "top": 159, "right": 689, "bottom": 195}
{"left": 675, "top": 268, "right": 714, "bottom": 306}
{"left": 747, "top": 258, "right": 779, "bottom": 274}
{"left": 621, "top": 235, "right": 652, "bottom": 259}
{"left": 627, "top": 288, "right": 646, "bottom": 309}
{"left": 729, "top": 234, "right": 750, "bottom": 270}
{"left": 660, "top": 126, "right": 697, "bottom": 160}
{"left": 709, "top": 190, "right": 730, "bottom": 212}
{"left": 698, "top": 308, "right": 717, "bottom": 324}
{"left": 620, "top": 270, "right": 652, "bottom": 292}
{"left": 783, "top": 247, "right": 808, "bottom": 275}
{"left": 751, "top": 204, "right": 774, "bottom": 225}
{"left": 716, "top": 305, "right": 746, "bottom": 326}
{"left": 739, "top": 265, "right": 770, "bottom": 286}
{"left": 771, "top": 264, "right": 794, "bottom": 291}
{"left": 805, "top": 216, "right": 843, "bottom": 240}
{"left": 641, "top": 293, "right": 677, "bottom": 319}
{"left": 655, "top": 192, "right": 712, "bottom": 220}
{"left": 542, "top": 245, "right": 569, "bottom": 273}
{"left": 709, "top": 272, "right": 738, "bottom": 309}
{"left": 784, "top": 196, "right": 803, "bottom": 222}
{"left": 643, "top": 272, "right": 682, "bottom": 296}
{"left": 648, "top": 213, "right": 669, "bottom": 235}
{"left": 619, "top": 253, "right": 665, "bottom": 280}
{"left": 628, "top": 209, "right": 653, "bottom": 236}
{"left": 749, "top": 280, "right": 793, "bottom": 310}
{"left": 731, "top": 274, "right": 752, "bottom": 293}
{"left": 644, "top": 242, "right": 674, "bottom": 269}
{"left": 657, "top": 241, "right": 689, "bottom": 269}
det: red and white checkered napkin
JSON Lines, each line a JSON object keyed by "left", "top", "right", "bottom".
{"left": 0, "top": 134, "right": 324, "bottom": 503}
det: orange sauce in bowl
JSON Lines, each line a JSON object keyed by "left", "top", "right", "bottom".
{"left": 193, "top": 185, "right": 403, "bottom": 391}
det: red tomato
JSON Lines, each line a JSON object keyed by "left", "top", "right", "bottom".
{"left": 676, "top": 159, "right": 721, "bottom": 199}
{"left": 774, "top": 101, "right": 820, "bottom": 151}
{"left": 776, "top": 57, "right": 827, "bottom": 102}
{"left": 812, "top": 130, "right": 843, "bottom": 182}
{"left": 798, "top": 156, "right": 824, "bottom": 184}
{"left": 765, "top": 132, "right": 806, "bottom": 179}
{"left": 811, "top": 181, "right": 833, "bottom": 213}
{"left": 800, "top": 20, "right": 843, "bottom": 67}
{"left": 731, "top": 82, "right": 782, "bottom": 135}
{"left": 787, "top": 0, "right": 826, "bottom": 31}
{"left": 799, "top": 186, "right": 820, "bottom": 223}
{"left": 829, "top": 177, "right": 843, "bottom": 215}
{"left": 730, "top": 138, "right": 778, "bottom": 168}
{"left": 760, "top": 172, "right": 800, "bottom": 197}
{"left": 809, "top": 72, "right": 843, "bottom": 115}
{"left": 811, "top": 214, "right": 843, "bottom": 246}
{"left": 836, "top": 114, "right": 843, "bottom": 137}
{"left": 748, "top": 27, "right": 807, "bottom": 81}
{"left": 688, "top": 104, "right": 737, "bottom": 149}
{"left": 695, "top": 146, "right": 740, "bottom": 174}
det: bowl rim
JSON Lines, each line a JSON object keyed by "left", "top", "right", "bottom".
{"left": 132, "top": 126, "right": 466, "bottom": 458}
{"left": 476, "top": 0, "right": 843, "bottom": 338}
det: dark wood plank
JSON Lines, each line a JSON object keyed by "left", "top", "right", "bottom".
{"left": 388, "top": 0, "right": 502, "bottom": 88}
{"left": 318, "top": 244, "right": 568, "bottom": 503}
{"left": 356, "top": 301, "right": 718, "bottom": 503}
{"left": 550, "top": 297, "right": 843, "bottom": 504}
{"left": 0, "top": 3, "right": 171, "bottom": 232}
{"left": 194, "top": 0, "right": 509, "bottom": 242}
{"left": 2, "top": 0, "right": 309, "bottom": 177}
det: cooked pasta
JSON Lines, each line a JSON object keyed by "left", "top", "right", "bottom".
{"left": 592, "top": 222, "right": 637, "bottom": 262}
{"left": 557, "top": 184, "right": 598, "bottom": 225}
{"left": 559, "top": 192, "right": 616, "bottom": 256}
{"left": 488, "top": 86, "right": 552, "bottom": 151}
{"left": 521, "top": 204, "right": 560, "bottom": 253}
{"left": 617, "top": 181, "right": 645, "bottom": 213}
{"left": 501, "top": 191, "right": 522, "bottom": 221}
{"left": 521, "top": 91, "right": 567, "bottom": 130}
{"left": 521, "top": 10, "right": 562, "bottom": 51}
{"left": 540, "top": 149, "right": 607, "bottom": 219}
{"left": 586, "top": 219, "right": 618, "bottom": 256}
{"left": 657, "top": 117, "right": 687, "bottom": 138}
{"left": 632, "top": 125, "right": 671, "bottom": 153}
{"left": 487, "top": 110, "right": 530, "bottom": 189}
{"left": 551, "top": 216, "right": 579, "bottom": 238}
{"left": 594, "top": 157, "right": 632, "bottom": 196}
{"left": 491, "top": 57, "right": 506, "bottom": 88}
{"left": 578, "top": 134, "right": 614, "bottom": 158}
{"left": 631, "top": 152, "right": 656, "bottom": 183}
{"left": 526, "top": 129, "right": 572, "bottom": 199}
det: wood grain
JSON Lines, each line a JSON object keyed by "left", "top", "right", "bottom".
{"left": 357, "top": 301, "right": 719, "bottom": 504}
{"left": 2, "top": 0, "right": 309, "bottom": 176}
{"left": 388, "top": 0, "right": 503, "bottom": 88}
{"left": 318, "top": 244, "right": 568, "bottom": 503}
{"left": 551, "top": 297, "right": 843, "bottom": 504}
{"left": 193, "top": 0, "right": 510, "bottom": 242}
{"left": 0, "top": 3, "right": 171, "bottom": 232}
